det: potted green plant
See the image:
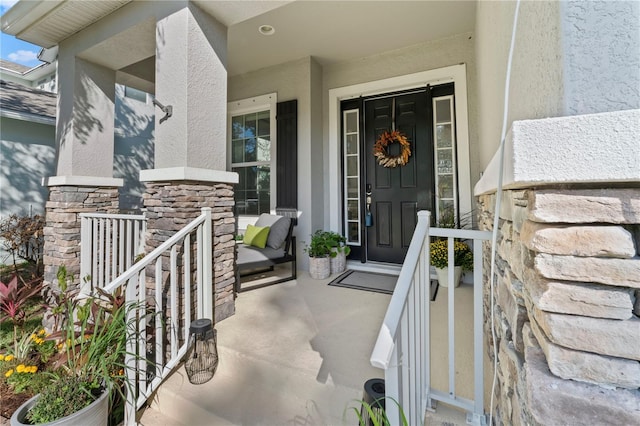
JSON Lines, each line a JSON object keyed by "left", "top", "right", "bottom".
{"left": 304, "top": 230, "right": 332, "bottom": 280}
{"left": 429, "top": 239, "right": 473, "bottom": 288}
{"left": 324, "top": 232, "right": 351, "bottom": 274}
{"left": 10, "top": 267, "right": 147, "bottom": 426}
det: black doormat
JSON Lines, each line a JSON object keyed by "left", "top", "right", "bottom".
{"left": 329, "top": 270, "right": 439, "bottom": 301}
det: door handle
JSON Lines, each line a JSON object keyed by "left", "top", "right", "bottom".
{"left": 365, "top": 184, "right": 373, "bottom": 226}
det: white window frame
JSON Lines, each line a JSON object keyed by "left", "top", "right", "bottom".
{"left": 227, "top": 93, "right": 277, "bottom": 229}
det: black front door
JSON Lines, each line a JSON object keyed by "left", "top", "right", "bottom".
{"left": 364, "top": 91, "right": 432, "bottom": 264}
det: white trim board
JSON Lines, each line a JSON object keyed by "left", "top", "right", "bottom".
{"left": 328, "top": 64, "right": 472, "bottom": 231}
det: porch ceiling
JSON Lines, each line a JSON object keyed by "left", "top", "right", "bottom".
{"left": 2, "top": 0, "right": 476, "bottom": 77}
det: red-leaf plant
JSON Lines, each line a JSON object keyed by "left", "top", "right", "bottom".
{"left": 0, "top": 274, "right": 43, "bottom": 354}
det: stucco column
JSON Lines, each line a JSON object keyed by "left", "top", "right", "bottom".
{"left": 153, "top": 2, "right": 227, "bottom": 171}
{"left": 142, "top": 3, "right": 237, "bottom": 323}
{"left": 42, "top": 53, "right": 122, "bottom": 302}
{"left": 55, "top": 56, "right": 117, "bottom": 179}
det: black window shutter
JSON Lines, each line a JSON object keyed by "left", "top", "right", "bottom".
{"left": 276, "top": 100, "right": 297, "bottom": 210}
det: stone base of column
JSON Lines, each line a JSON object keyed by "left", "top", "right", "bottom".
{"left": 143, "top": 181, "right": 236, "bottom": 323}
{"left": 43, "top": 186, "right": 119, "bottom": 293}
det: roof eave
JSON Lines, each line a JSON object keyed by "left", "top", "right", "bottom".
{"left": 1, "top": 0, "right": 63, "bottom": 47}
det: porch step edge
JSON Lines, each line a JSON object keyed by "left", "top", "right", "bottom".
{"left": 144, "top": 345, "right": 365, "bottom": 425}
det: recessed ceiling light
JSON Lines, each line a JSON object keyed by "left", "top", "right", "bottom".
{"left": 258, "top": 25, "right": 275, "bottom": 36}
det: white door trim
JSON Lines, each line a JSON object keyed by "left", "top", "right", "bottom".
{"left": 328, "top": 64, "right": 471, "bottom": 232}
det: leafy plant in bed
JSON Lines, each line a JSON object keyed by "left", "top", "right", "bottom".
{"left": 10, "top": 267, "right": 150, "bottom": 426}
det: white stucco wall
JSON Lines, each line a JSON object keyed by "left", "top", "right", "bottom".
{"left": 1, "top": 118, "right": 56, "bottom": 219}
{"left": 229, "top": 57, "right": 319, "bottom": 269}
{"left": 561, "top": 0, "right": 640, "bottom": 116}
{"left": 113, "top": 85, "right": 155, "bottom": 211}
{"left": 475, "top": 0, "right": 640, "bottom": 173}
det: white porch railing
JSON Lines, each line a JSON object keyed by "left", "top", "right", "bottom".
{"left": 91, "top": 208, "right": 213, "bottom": 425}
{"left": 80, "top": 212, "right": 147, "bottom": 293}
{"left": 370, "top": 211, "right": 492, "bottom": 426}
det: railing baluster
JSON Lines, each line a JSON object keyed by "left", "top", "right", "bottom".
{"left": 124, "top": 274, "right": 137, "bottom": 425}
{"left": 447, "top": 237, "right": 456, "bottom": 398}
{"left": 170, "top": 245, "right": 178, "bottom": 360}
{"left": 112, "top": 219, "right": 119, "bottom": 280}
{"left": 80, "top": 216, "right": 91, "bottom": 295}
{"left": 119, "top": 219, "right": 125, "bottom": 275}
{"left": 105, "top": 219, "right": 111, "bottom": 284}
{"left": 92, "top": 218, "right": 98, "bottom": 288}
{"left": 155, "top": 258, "right": 163, "bottom": 382}
{"left": 184, "top": 234, "right": 191, "bottom": 343}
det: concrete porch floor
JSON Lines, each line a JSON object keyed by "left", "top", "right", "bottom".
{"left": 139, "top": 268, "right": 475, "bottom": 426}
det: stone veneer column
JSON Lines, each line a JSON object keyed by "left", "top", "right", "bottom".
{"left": 142, "top": 179, "right": 236, "bottom": 323}
{"left": 478, "top": 187, "right": 640, "bottom": 425}
{"left": 43, "top": 184, "right": 120, "bottom": 294}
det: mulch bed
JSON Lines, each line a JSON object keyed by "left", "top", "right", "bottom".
{"left": 0, "top": 380, "right": 32, "bottom": 420}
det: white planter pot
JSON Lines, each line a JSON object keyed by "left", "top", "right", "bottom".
{"left": 309, "top": 256, "right": 330, "bottom": 280}
{"left": 435, "top": 266, "right": 463, "bottom": 288}
{"left": 11, "top": 388, "right": 109, "bottom": 426}
{"left": 330, "top": 251, "right": 346, "bottom": 274}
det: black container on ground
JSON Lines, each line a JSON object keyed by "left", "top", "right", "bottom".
{"left": 185, "top": 318, "right": 219, "bottom": 385}
{"left": 360, "top": 378, "right": 385, "bottom": 425}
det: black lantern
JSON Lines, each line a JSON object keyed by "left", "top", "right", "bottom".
{"left": 185, "top": 318, "right": 218, "bottom": 384}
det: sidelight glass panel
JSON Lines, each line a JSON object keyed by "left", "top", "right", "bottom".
{"left": 347, "top": 177, "right": 358, "bottom": 198}
{"left": 343, "top": 109, "right": 361, "bottom": 245}
{"left": 436, "top": 124, "right": 452, "bottom": 148}
{"left": 346, "top": 134, "right": 358, "bottom": 155}
{"left": 437, "top": 150, "right": 453, "bottom": 174}
{"left": 348, "top": 222, "right": 359, "bottom": 243}
{"left": 347, "top": 156, "right": 358, "bottom": 177}
{"left": 347, "top": 200, "right": 359, "bottom": 221}
{"left": 433, "top": 94, "right": 458, "bottom": 226}
{"left": 435, "top": 99, "right": 451, "bottom": 123}
{"left": 346, "top": 111, "right": 358, "bottom": 133}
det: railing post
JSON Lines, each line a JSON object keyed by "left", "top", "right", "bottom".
{"left": 79, "top": 215, "right": 91, "bottom": 296}
{"left": 201, "top": 207, "right": 213, "bottom": 321}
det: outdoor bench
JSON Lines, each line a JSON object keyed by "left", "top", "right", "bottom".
{"left": 235, "top": 212, "right": 297, "bottom": 293}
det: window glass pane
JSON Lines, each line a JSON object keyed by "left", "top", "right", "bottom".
{"left": 438, "top": 175, "right": 454, "bottom": 199}
{"left": 235, "top": 167, "right": 246, "bottom": 188}
{"left": 436, "top": 124, "right": 452, "bottom": 148}
{"left": 347, "top": 156, "right": 358, "bottom": 177}
{"left": 257, "top": 166, "right": 270, "bottom": 191}
{"left": 232, "top": 140, "right": 244, "bottom": 163}
{"left": 346, "top": 112, "right": 357, "bottom": 133}
{"left": 347, "top": 177, "right": 358, "bottom": 198}
{"left": 346, "top": 134, "right": 358, "bottom": 155}
{"left": 232, "top": 116, "right": 244, "bottom": 139}
{"left": 347, "top": 200, "right": 359, "bottom": 221}
{"left": 244, "top": 114, "right": 257, "bottom": 138}
{"left": 435, "top": 99, "right": 451, "bottom": 123}
{"left": 259, "top": 190, "right": 270, "bottom": 214}
{"left": 257, "top": 110, "right": 270, "bottom": 136}
{"left": 437, "top": 149, "right": 453, "bottom": 174}
{"left": 257, "top": 137, "right": 271, "bottom": 162}
{"left": 245, "top": 138, "right": 257, "bottom": 162}
{"left": 245, "top": 166, "right": 257, "bottom": 190}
